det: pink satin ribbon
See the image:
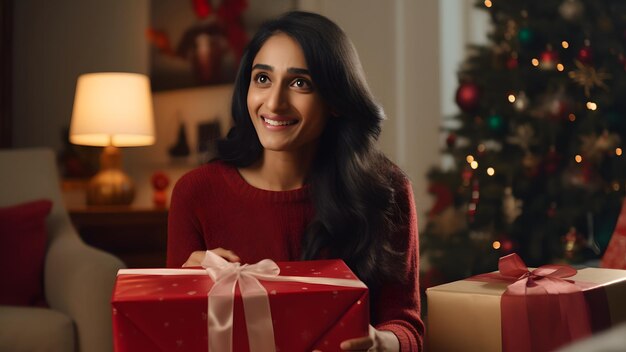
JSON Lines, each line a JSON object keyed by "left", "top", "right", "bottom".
{"left": 490, "top": 253, "right": 593, "bottom": 352}
{"left": 202, "top": 251, "right": 279, "bottom": 352}
{"left": 118, "top": 251, "right": 367, "bottom": 352}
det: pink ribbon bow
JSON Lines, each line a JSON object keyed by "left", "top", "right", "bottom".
{"left": 202, "top": 251, "right": 280, "bottom": 352}
{"left": 497, "top": 253, "right": 592, "bottom": 352}
{"left": 203, "top": 251, "right": 368, "bottom": 352}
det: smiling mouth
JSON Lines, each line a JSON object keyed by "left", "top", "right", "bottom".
{"left": 262, "top": 116, "right": 298, "bottom": 126}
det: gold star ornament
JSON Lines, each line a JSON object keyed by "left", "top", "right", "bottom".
{"left": 568, "top": 60, "right": 611, "bottom": 97}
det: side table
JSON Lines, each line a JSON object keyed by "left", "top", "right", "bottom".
{"left": 68, "top": 206, "right": 169, "bottom": 268}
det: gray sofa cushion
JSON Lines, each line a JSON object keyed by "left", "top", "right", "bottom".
{"left": 0, "top": 305, "right": 75, "bottom": 352}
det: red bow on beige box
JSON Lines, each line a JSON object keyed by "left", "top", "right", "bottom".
{"left": 117, "top": 251, "right": 367, "bottom": 352}
{"left": 473, "top": 253, "right": 593, "bottom": 352}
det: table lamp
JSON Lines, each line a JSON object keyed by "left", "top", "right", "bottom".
{"left": 69, "top": 72, "right": 155, "bottom": 206}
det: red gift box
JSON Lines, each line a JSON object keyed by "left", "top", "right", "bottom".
{"left": 111, "top": 253, "right": 369, "bottom": 352}
{"left": 602, "top": 197, "right": 626, "bottom": 269}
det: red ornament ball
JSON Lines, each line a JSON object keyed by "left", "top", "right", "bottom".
{"left": 151, "top": 171, "right": 170, "bottom": 191}
{"left": 500, "top": 238, "right": 514, "bottom": 252}
{"left": 445, "top": 133, "right": 457, "bottom": 148}
{"left": 549, "top": 99, "right": 570, "bottom": 120}
{"left": 461, "top": 168, "right": 473, "bottom": 185}
{"left": 539, "top": 49, "right": 559, "bottom": 70}
{"left": 427, "top": 183, "right": 454, "bottom": 218}
{"left": 455, "top": 82, "right": 481, "bottom": 113}
{"left": 544, "top": 148, "right": 562, "bottom": 174}
{"left": 619, "top": 54, "right": 626, "bottom": 71}
{"left": 192, "top": 0, "right": 212, "bottom": 18}
{"left": 506, "top": 56, "right": 519, "bottom": 69}
{"left": 577, "top": 46, "right": 593, "bottom": 65}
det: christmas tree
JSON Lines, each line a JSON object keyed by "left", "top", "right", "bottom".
{"left": 421, "top": 0, "right": 626, "bottom": 288}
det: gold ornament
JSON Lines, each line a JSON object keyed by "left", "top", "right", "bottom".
{"left": 507, "top": 124, "right": 536, "bottom": 152}
{"left": 522, "top": 152, "right": 541, "bottom": 169}
{"left": 513, "top": 91, "right": 529, "bottom": 111}
{"left": 598, "top": 17, "right": 613, "bottom": 33}
{"left": 429, "top": 206, "right": 467, "bottom": 238}
{"left": 502, "top": 187, "right": 523, "bottom": 224}
{"left": 580, "top": 130, "right": 621, "bottom": 161}
{"left": 568, "top": 60, "right": 611, "bottom": 97}
{"left": 563, "top": 227, "right": 580, "bottom": 260}
{"left": 504, "top": 20, "right": 518, "bottom": 40}
{"left": 530, "top": 86, "right": 570, "bottom": 119}
{"left": 492, "top": 41, "right": 512, "bottom": 56}
{"left": 559, "top": 0, "right": 584, "bottom": 21}
{"left": 522, "top": 152, "right": 542, "bottom": 177}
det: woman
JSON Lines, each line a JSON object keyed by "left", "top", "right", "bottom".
{"left": 167, "top": 11, "right": 424, "bottom": 351}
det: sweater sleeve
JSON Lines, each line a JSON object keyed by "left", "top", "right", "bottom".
{"left": 166, "top": 173, "right": 206, "bottom": 268}
{"left": 373, "top": 178, "right": 424, "bottom": 352}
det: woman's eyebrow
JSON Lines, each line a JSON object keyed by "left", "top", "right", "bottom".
{"left": 251, "top": 63, "right": 310, "bottom": 76}
{"left": 287, "top": 67, "right": 310, "bottom": 75}
{"left": 252, "top": 63, "right": 273, "bottom": 71}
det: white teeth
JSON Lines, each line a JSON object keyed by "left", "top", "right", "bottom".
{"left": 263, "top": 117, "right": 296, "bottom": 126}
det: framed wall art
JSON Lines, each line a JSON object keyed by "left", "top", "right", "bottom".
{"left": 148, "top": 0, "right": 297, "bottom": 91}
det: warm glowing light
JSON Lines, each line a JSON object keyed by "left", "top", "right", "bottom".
{"left": 468, "top": 203, "right": 477, "bottom": 211}
{"left": 472, "top": 190, "right": 479, "bottom": 198}
{"left": 556, "top": 63, "right": 564, "bottom": 71}
{"left": 568, "top": 113, "right": 576, "bottom": 122}
{"left": 531, "top": 58, "right": 540, "bottom": 66}
{"left": 586, "top": 101, "right": 597, "bottom": 111}
{"left": 484, "top": 0, "right": 492, "bottom": 8}
{"left": 487, "top": 167, "right": 495, "bottom": 176}
{"left": 617, "top": 148, "right": 623, "bottom": 156}
{"left": 613, "top": 182, "right": 621, "bottom": 191}
{"left": 562, "top": 41, "right": 569, "bottom": 49}
{"left": 575, "top": 155, "right": 583, "bottom": 163}
{"left": 508, "top": 94, "right": 516, "bottom": 103}
{"left": 493, "top": 241, "right": 501, "bottom": 250}
{"left": 478, "top": 144, "right": 486, "bottom": 152}
{"left": 466, "top": 155, "right": 475, "bottom": 163}
{"left": 470, "top": 161, "right": 479, "bottom": 169}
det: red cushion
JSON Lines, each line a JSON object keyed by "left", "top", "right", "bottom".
{"left": 0, "top": 199, "right": 52, "bottom": 306}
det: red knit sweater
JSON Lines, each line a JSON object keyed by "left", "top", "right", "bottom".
{"left": 167, "top": 160, "right": 424, "bottom": 351}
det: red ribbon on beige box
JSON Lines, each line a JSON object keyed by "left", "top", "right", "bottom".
{"left": 470, "top": 253, "right": 597, "bottom": 352}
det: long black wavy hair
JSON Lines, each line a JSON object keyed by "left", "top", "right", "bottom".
{"left": 218, "top": 11, "right": 405, "bottom": 287}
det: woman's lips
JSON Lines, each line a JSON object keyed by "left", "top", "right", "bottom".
{"left": 261, "top": 115, "right": 299, "bottom": 128}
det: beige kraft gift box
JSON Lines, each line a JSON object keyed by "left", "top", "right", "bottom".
{"left": 425, "top": 267, "right": 626, "bottom": 352}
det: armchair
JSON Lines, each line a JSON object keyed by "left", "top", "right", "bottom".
{"left": 0, "top": 148, "right": 125, "bottom": 352}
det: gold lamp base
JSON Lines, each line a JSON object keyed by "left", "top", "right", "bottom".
{"left": 86, "top": 145, "right": 135, "bottom": 206}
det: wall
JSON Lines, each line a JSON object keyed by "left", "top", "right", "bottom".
{"left": 12, "top": 0, "right": 441, "bottom": 225}
{"left": 439, "top": 0, "right": 490, "bottom": 118}
{"left": 13, "top": 0, "right": 149, "bottom": 150}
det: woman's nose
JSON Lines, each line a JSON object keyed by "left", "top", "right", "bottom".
{"left": 266, "top": 84, "right": 289, "bottom": 112}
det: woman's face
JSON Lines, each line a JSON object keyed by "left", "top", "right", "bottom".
{"left": 247, "top": 33, "right": 330, "bottom": 155}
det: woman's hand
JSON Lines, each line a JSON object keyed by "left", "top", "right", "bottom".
{"left": 182, "top": 248, "right": 241, "bottom": 267}
{"left": 339, "top": 325, "right": 399, "bottom": 351}
{"left": 313, "top": 325, "right": 399, "bottom": 351}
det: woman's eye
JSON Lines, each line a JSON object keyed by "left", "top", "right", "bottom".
{"left": 255, "top": 74, "right": 270, "bottom": 85}
{"left": 292, "top": 78, "right": 311, "bottom": 89}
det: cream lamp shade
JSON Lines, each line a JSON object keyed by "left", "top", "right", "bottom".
{"left": 69, "top": 72, "right": 155, "bottom": 206}
{"left": 70, "top": 72, "right": 155, "bottom": 147}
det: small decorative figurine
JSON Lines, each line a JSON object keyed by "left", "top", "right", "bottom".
{"left": 151, "top": 171, "right": 170, "bottom": 208}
